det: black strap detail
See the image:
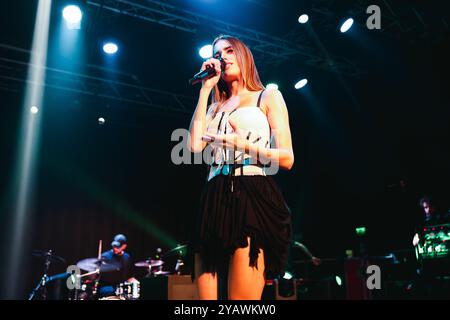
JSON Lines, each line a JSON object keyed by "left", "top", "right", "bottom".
{"left": 252, "top": 136, "right": 262, "bottom": 143}
{"left": 256, "top": 90, "right": 265, "bottom": 109}
{"left": 217, "top": 112, "right": 225, "bottom": 133}
{"left": 206, "top": 111, "right": 226, "bottom": 182}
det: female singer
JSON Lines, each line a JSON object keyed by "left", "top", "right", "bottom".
{"left": 188, "top": 35, "right": 294, "bottom": 300}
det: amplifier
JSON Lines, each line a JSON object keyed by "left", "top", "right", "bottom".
{"left": 139, "top": 275, "right": 198, "bottom": 300}
{"left": 418, "top": 223, "right": 450, "bottom": 259}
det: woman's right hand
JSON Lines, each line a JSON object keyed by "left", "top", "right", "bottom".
{"left": 200, "top": 58, "right": 222, "bottom": 90}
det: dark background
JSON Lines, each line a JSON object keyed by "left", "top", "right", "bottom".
{"left": 0, "top": 0, "right": 449, "bottom": 299}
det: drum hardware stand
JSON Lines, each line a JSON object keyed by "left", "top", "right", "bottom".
{"left": 29, "top": 250, "right": 53, "bottom": 300}
{"left": 175, "top": 255, "right": 184, "bottom": 275}
{"left": 145, "top": 265, "right": 152, "bottom": 278}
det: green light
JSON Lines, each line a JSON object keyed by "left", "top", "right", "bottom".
{"left": 283, "top": 272, "right": 293, "bottom": 280}
{"left": 335, "top": 276, "right": 342, "bottom": 286}
{"left": 46, "top": 155, "right": 178, "bottom": 248}
{"left": 355, "top": 227, "right": 366, "bottom": 236}
{"left": 345, "top": 249, "right": 353, "bottom": 258}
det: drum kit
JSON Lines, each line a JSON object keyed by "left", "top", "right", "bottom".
{"left": 28, "top": 243, "right": 187, "bottom": 300}
{"left": 134, "top": 244, "right": 187, "bottom": 277}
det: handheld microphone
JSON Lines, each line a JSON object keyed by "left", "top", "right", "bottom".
{"left": 189, "top": 58, "right": 226, "bottom": 86}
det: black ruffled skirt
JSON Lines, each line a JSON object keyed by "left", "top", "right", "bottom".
{"left": 187, "top": 174, "right": 292, "bottom": 280}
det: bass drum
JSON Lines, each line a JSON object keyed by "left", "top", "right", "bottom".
{"left": 98, "top": 295, "right": 126, "bottom": 300}
{"left": 116, "top": 281, "right": 140, "bottom": 300}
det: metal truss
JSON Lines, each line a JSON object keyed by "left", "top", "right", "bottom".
{"left": 0, "top": 43, "right": 195, "bottom": 114}
{"left": 372, "top": 0, "right": 449, "bottom": 39}
{"left": 85, "top": 0, "right": 363, "bottom": 77}
{"left": 282, "top": 0, "right": 448, "bottom": 76}
{"left": 296, "top": 0, "right": 449, "bottom": 40}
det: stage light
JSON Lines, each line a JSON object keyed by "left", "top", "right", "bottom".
{"left": 294, "top": 79, "right": 308, "bottom": 89}
{"left": 62, "top": 5, "right": 82, "bottom": 29}
{"left": 103, "top": 42, "right": 118, "bottom": 55}
{"left": 298, "top": 14, "right": 309, "bottom": 24}
{"left": 355, "top": 227, "right": 366, "bottom": 236}
{"left": 6, "top": 0, "right": 51, "bottom": 299}
{"left": 266, "top": 83, "right": 279, "bottom": 90}
{"left": 199, "top": 44, "right": 212, "bottom": 59}
{"left": 283, "top": 272, "right": 293, "bottom": 280}
{"left": 340, "top": 18, "right": 354, "bottom": 33}
{"left": 335, "top": 276, "right": 343, "bottom": 286}
{"left": 98, "top": 117, "right": 105, "bottom": 125}
{"left": 30, "top": 106, "right": 39, "bottom": 114}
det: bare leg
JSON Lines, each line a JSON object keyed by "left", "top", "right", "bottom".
{"left": 194, "top": 253, "right": 218, "bottom": 300}
{"left": 228, "top": 237, "right": 266, "bottom": 300}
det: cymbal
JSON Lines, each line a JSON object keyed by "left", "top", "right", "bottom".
{"left": 77, "top": 258, "right": 121, "bottom": 273}
{"left": 162, "top": 244, "right": 187, "bottom": 257}
{"left": 152, "top": 270, "right": 171, "bottom": 276}
{"left": 135, "top": 259, "right": 164, "bottom": 268}
{"left": 32, "top": 250, "right": 66, "bottom": 264}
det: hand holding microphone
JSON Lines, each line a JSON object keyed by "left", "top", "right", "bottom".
{"left": 189, "top": 57, "right": 225, "bottom": 87}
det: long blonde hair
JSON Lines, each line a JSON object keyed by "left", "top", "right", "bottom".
{"left": 211, "top": 35, "right": 265, "bottom": 112}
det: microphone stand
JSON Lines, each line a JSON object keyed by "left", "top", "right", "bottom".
{"left": 29, "top": 250, "right": 53, "bottom": 300}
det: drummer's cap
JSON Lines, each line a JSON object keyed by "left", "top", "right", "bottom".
{"left": 111, "top": 234, "right": 127, "bottom": 247}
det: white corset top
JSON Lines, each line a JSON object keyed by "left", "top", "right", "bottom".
{"left": 206, "top": 106, "right": 271, "bottom": 181}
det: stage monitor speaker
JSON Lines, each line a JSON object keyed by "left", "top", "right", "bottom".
{"left": 262, "top": 279, "right": 297, "bottom": 300}
{"left": 168, "top": 275, "right": 199, "bottom": 300}
{"left": 274, "top": 279, "right": 297, "bottom": 300}
{"left": 140, "top": 275, "right": 199, "bottom": 300}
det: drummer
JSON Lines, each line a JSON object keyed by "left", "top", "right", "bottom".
{"left": 97, "top": 234, "right": 138, "bottom": 298}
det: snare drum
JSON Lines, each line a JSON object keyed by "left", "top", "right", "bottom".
{"left": 116, "top": 281, "right": 140, "bottom": 300}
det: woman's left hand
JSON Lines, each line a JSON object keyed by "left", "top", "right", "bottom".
{"left": 203, "top": 119, "right": 247, "bottom": 151}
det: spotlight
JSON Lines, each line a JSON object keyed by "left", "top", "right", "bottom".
{"left": 266, "top": 83, "right": 279, "bottom": 90}
{"left": 340, "top": 18, "right": 354, "bottom": 33}
{"left": 30, "top": 106, "right": 39, "bottom": 114}
{"left": 103, "top": 42, "right": 118, "bottom": 55}
{"left": 335, "top": 276, "right": 343, "bottom": 286}
{"left": 283, "top": 272, "right": 293, "bottom": 280}
{"left": 98, "top": 117, "right": 105, "bottom": 125}
{"left": 62, "top": 5, "right": 82, "bottom": 29}
{"left": 199, "top": 45, "right": 213, "bottom": 59}
{"left": 294, "top": 79, "right": 308, "bottom": 90}
{"left": 298, "top": 14, "right": 309, "bottom": 24}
